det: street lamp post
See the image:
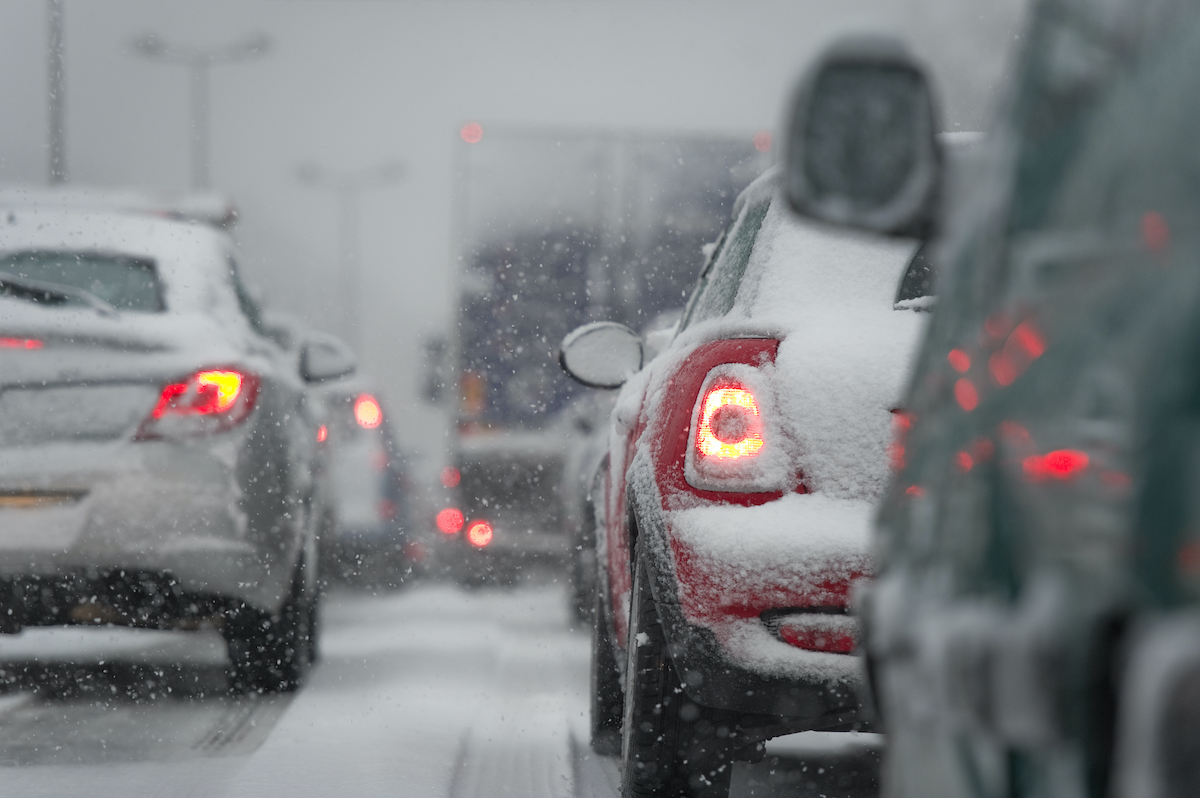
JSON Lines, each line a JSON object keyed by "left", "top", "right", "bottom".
{"left": 130, "top": 32, "right": 270, "bottom": 190}
{"left": 296, "top": 161, "right": 406, "bottom": 350}
{"left": 47, "top": 0, "right": 66, "bottom": 184}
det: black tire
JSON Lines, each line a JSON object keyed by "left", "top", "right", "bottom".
{"left": 570, "top": 502, "right": 598, "bottom": 625}
{"left": 620, "top": 550, "right": 735, "bottom": 798}
{"left": 225, "top": 556, "right": 314, "bottom": 694}
{"left": 591, "top": 589, "right": 624, "bottom": 756}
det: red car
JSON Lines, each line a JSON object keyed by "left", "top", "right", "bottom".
{"left": 560, "top": 169, "right": 927, "bottom": 797}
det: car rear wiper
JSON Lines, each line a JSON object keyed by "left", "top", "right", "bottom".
{"left": 0, "top": 270, "right": 118, "bottom": 317}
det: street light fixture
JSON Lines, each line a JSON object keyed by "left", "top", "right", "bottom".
{"left": 296, "top": 161, "right": 406, "bottom": 349}
{"left": 130, "top": 31, "right": 270, "bottom": 190}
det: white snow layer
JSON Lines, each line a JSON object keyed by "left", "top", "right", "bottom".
{"left": 641, "top": 173, "right": 924, "bottom": 681}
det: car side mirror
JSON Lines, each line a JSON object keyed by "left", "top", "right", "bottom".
{"left": 300, "top": 335, "right": 356, "bottom": 383}
{"left": 784, "top": 35, "right": 941, "bottom": 238}
{"left": 559, "top": 322, "right": 643, "bottom": 389}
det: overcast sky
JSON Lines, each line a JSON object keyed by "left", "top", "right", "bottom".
{"left": 0, "top": 0, "right": 1029, "bottom": 466}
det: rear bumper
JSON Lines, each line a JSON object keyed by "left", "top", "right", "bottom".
{"left": 0, "top": 440, "right": 295, "bottom": 616}
{"left": 629, "top": 471, "right": 870, "bottom": 725}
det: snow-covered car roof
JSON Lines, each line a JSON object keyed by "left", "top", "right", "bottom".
{"left": 0, "top": 185, "right": 237, "bottom": 229}
{"left": 0, "top": 207, "right": 235, "bottom": 315}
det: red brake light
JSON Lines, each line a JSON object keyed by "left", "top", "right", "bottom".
{"left": 436, "top": 507, "right": 464, "bottom": 535}
{"left": 136, "top": 368, "right": 259, "bottom": 439}
{"left": 466, "top": 520, "right": 493, "bottom": 547}
{"left": 440, "top": 466, "right": 461, "bottom": 488}
{"left": 355, "top": 394, "right": 382, "bottom": 429}
{"left": 460, "top": 122, "right": 483, "bottom": 143}
{"left": 684, "top": 363, "right": 790, "bottom": 494}
{"left": 0, "top": 337, "right": 43, "bottom": 349}
{"left": 947, "top": 349, "right": 970, "bottom": 373}
{"left": 1023, "top": 449, "right": 1089, "bottom": 481}
{"left": 316, "top": 424, "right": 328, "bottom": 443}
{"left": 696, "top": 384, "right": 764, "bottom": 460}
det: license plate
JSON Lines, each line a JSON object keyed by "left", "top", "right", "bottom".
{"left": 0, "top": 492, "right": 86, "bottom": 509}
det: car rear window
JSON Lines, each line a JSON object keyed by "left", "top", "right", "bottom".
{"left": 0, "top": 250, "right": 163, "bottom": 312}
{"left": 680, "top": 198, "right": 770, "bottom": 328}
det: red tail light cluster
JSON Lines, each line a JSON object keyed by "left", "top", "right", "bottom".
{"left": 436, "top": 507, "right": 464, "bottom": 535}
{"left": 1023, "top": 449, "right": 1089, "bottom": 481}
{"left": 695, "top": 384, "right": 764, "bottom": 460}
{"left": 466, "top": 520, "right": 493, "bottom": 548}
{"left": 354, "top": 394, "right": 382, "bottom": 429}
{"left": 685, "top": 368, "right": 787, "bottom": 494}
{"left": 136, "top": 368, "right": 259, "bottom": 439}
{"left": 0, "top": 337, "right": 43, "bottom": 349}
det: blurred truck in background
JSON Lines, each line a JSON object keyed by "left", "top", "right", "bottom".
{"left": 426, "top": 129, "right": 769, "bottom": 585}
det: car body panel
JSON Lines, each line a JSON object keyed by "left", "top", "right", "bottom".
{"left": 595, "top": 170, "right": 924, "bottom": 723}
{"left": 853, "top": 3, "right": 1200, "bottom": 796}
{"left": 0, "top": 208, "right": 319, "bottom": 626}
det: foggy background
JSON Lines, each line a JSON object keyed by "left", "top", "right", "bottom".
{"left": 0, "top": 0, "right": 1030, "bottom": 473}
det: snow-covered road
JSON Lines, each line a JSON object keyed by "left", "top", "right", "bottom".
{"left": 0, "top": 581, "right": 880, "bottom": 797}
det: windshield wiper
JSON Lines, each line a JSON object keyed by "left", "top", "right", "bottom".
{"left": 0, "top": 270, "right": 118, "bottom": 317}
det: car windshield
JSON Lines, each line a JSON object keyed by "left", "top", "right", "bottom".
{"left": 0, "top": 250, "right": 163, "bottom": 311}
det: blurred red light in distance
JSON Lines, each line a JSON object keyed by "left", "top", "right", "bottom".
{"left": 466, "top": 520, "right": 493, "bottom": 547}
{"left": 1023, "top": 449, "right": 1089, "bottom": 481}
{"left": 1142, "top": 211, "right": 1170, "bottom": 253}
{"left": 1178, "top": 541, "right": 1200, "bottom": 576}
{"left": 1012, "top": 321, "right": 1046, "bottom": 358}
{"left": 0, "top": 337, "right": 42, "bottom": 349}
{"left": 954, "top": 379, "right": 979, "bottom": 412}
{"left": 989, "top": 352, "right": 1018, "bottom": 386}
{"left": 696, "top": 384, "right": 764, "bottom": 459}
{"left": 316, "top": 424, "right": 327, "bottom": 443}
{"left": 354, "top": 394, "right": 382, "bottom": 428}
{"left": 955, "top": 451, "right": 974, "bottom": 472}
{"left": 436, "top": 507, "right": 464, "bottom": 535}
{"left": 460, "top": 122, "right": 483, "bottom": 144}
{"left": 753, "top": 131, "right": 772, "bottom": 152}
{"left": 905, "top": 485, "right": 925, "bottom": 497}
{"left": 947, "top": 349, "right": 970, "bottom": 373}
{"left": 440, "top": 466, "right": 461, "bottom": 488}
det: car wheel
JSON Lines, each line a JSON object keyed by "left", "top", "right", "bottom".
{"left": 570, "top": 503, "right": 598, "bottom": 624}
{"left": 620, "top": 549, "right": 735, "bottom": 798}
{"left": 225, "top": 556, "right": 314, "bottom": 694}
{"left": 591, "top": 589, "right": 624, "bottom": 756}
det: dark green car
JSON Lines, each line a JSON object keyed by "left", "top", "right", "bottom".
{"left": 783, "top": 3, "right": 1200, "bottom": 797}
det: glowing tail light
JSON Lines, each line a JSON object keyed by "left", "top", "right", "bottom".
{"left": 436, "top": 507, "right": 464, "bottom": 535}
{"left": 1023, "top": 449, "right": 1089, "bottom": 481}
{"left": 466, "top": 520, "right": 493, "bottom": 548}
{"left": 696, "top": 384, "right": 764, "bottom": 460}
{"left": 136, "top": 367, "right": 259, "bottom": 439}
{"left": 354, "top": 394, "right": 382, "bottom": 428}
{"left": 0, "top": 337, "right": 43, "bottom": 349}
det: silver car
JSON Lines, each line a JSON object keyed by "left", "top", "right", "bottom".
{"left": 0, "top": 206, "right": 353, "bottom": 693}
